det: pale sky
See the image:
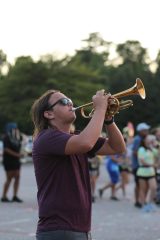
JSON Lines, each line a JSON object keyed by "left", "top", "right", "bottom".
{"left": 1, "top": 0, "right": 160, "bottom": 63}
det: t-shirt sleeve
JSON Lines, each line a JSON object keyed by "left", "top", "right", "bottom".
{"left": 87, "top": 137, "right": 105, "bottom": 158}
{"left": 35, "top": 129, "right": 72, "bottom": 156}
{"left": 137, "top": 147, "right": 145, "bottom": 162}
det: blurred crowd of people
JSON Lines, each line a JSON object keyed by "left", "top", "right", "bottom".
{"left": 89, "top": 121, "right": 160, "bottom": 213}
{"left": 1, "top": 120, "right": 160, "bottom": 215}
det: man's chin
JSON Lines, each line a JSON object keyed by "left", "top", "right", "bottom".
{"left": 65, "top": 115, "right": 76, "bottom": 124}
{"left": 71, "top": 115, "right": 76, "bottom": 123}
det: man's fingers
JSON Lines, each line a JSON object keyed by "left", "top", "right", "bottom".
{"left": 96, "top": 89, "right": 105, "bottom": 95}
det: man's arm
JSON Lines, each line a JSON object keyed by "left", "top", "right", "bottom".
{"left": 65, "top": 90, "right": 126, "bottom": 155}
{"left": 96, "top": 122, "right": 126, "bottom": 155}
{"left": 65, "top": 90, "right": 109, "bottom": 155}
{"left": 65, "top": 108, "right": 106, "bottom": 154}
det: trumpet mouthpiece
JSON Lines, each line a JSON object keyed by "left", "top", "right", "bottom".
{"left": 71, "top": 107, "right": 76, "bottom": 112}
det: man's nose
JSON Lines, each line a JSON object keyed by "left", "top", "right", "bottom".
{"left": 68, "top": 102, "right": 73, "bottom": 106}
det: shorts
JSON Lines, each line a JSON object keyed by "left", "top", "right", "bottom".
{"left": 3, "top": 161, "right": 21, "bottom": 171}
{"left": 36, "top": 230, "right": 92, "bottom": 240}
{"left": 107, "top": 161, "right": 120, "bottom": 184}
{"left": 89, "top": 169, "right": 99, "bottom": 177}
{"left": 119, "top": 165, "right": 130, "bottom": 173}
{"left": 108, "top": 171, "right": 119, "bottom": 184}
{"left": 138, "top": 176, "right": 156, "bottom": 181}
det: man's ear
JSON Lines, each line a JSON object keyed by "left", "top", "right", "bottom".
{"left": 44, "top": 111, "right": 54, "bottom": 120}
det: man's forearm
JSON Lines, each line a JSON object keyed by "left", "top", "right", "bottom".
{"left": 105, "top": 123, "right": 126, "bottom": 153}
{"left": 79, "top": 109, "right": 106, "bottom": 147}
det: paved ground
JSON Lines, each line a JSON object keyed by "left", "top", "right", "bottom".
{"left": 0, "top": 163, "right": 160, "bottom": 240}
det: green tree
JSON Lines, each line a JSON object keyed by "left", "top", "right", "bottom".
{"left": 107, "top": 40, "right": 153, "bottom": 128}
{"left": 0, "top": 56, "right": 50, "bottom": 133}
{"left": 0, "top": 36, "right": 159, "bottom": 134}
{"left": 68, "top": 32, "right": 111, "bottom": 74}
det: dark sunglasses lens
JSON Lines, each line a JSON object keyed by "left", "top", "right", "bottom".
{"left": 47, "top": 98, "right": 72, "bottom": 110}
{"left": 60, "top": 98, "right": 68, "bottom": 105}
{"left": 60, "top": 98, "right": 72, "bottom": 106}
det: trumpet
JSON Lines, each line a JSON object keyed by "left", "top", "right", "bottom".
{"left": 72, "top": 78, "right": 146, "bottom": 118}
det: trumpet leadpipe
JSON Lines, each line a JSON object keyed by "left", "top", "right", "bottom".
{"left": 71, "top": 102, "right": 93, "bottom": 112}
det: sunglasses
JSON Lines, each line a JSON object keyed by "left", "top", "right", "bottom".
{"left": 47, "top": 98, "right": 73, "bottom": 110}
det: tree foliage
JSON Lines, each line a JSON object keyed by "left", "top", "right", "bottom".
{"left": 0, "top": 33, "right": 160, "bottom": 134}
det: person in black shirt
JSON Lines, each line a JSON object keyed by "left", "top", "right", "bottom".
{"left": 1, "top": 122, "right": 23, "bottom": 203}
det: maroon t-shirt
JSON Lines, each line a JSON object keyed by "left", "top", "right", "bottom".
{"left": 32, "top": 128, "right": 105, "bottom": 233}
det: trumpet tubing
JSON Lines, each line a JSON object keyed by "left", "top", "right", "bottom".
{"left": 73, "top": 78, "right": 146, "bottom": 118}
{"left": 113, "top": 78, "right": 146, "bottom": 99}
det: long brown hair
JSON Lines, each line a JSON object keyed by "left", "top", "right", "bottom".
{"left": 31, "top": 90, "right": 59, "bottom": 138}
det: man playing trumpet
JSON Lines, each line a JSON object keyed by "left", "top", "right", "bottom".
{"left": 31, "top": 89, "right": 126, "bottom": 240}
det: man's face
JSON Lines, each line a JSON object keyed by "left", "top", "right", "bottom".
{"left": 47, "top": 92, "right": 76, "bottom": 124}
{"left": 139, "top": 129, "right": 149, "bottom": 137}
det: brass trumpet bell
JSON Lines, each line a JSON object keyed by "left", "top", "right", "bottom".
{"left": 72, "top": 78, "right": 146, "bottom": 118}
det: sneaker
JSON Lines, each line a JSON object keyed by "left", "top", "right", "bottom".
{"left": 12, "top": 196, "right": 23, "bottom": 203}
{"left": 134, "top": 202, "right": 142, "bottom": 208}
{"left": 110, "top": 196, "right": 119, "bottom": 201}
{"left": 1, "top": 197, "right": 10, "bottom": 202}
{"left": 92, "top": 196, "right": 95, "bottom": 203}
{"left": 98, "top": 189, "right": 103, "bottom": 198}
{"left": 148, "top": 203, "right": 157, "bottom": 212}
{"left": 142, "top": 203, "right": 152, "bottom": 213}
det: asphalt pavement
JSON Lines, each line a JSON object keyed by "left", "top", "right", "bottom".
{"left": 0, "top": 163, "right": 160, "bottom": 240}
